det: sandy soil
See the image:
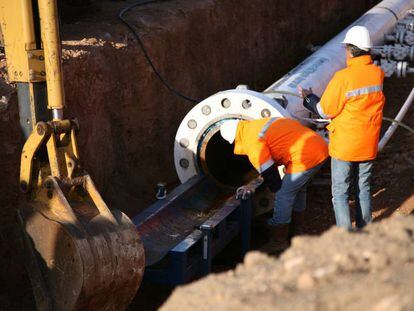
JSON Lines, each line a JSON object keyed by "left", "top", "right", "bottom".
{"left": 162, "top": 215, "right": 414, "bottom": 311}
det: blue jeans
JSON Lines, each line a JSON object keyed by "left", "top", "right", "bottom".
{"left": 268, "top": 161, "right": 325, "bottom": 226}
{"left": 331, "top": 158, "right": 373, "bottom": 230}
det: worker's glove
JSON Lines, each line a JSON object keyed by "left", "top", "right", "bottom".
{"left": 303, "top": 93, "right": 323, "bottom": 118}
{"left": 261, "top": 165, "right": 282, "bottom": 193}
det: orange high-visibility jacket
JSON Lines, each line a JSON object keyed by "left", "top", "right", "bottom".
{"left": 234, "top": 118, "right": 328, "bottom": 174}
{"left": 319, "top": 55, "right": 385, "bottom": 161}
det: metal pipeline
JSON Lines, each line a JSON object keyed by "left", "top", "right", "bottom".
{"left": 174, "top": 0, "right": 414, "bottom": 186}
{"left": 265, "top": 0, "right": 413, "bottom": 119}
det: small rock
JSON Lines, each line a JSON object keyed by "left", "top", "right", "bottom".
{"left": 113, "top": 42, "right": 128, "bottom": 49}
{"left": 283, "top": 256, "right": 304, "bottom": 271}
{"left": 333, "top": 253, "right": 358, "bottom": 272}
{"left": 244, "top": 251, "right": 270, "bottom": 268}
{"left": 297, "top": 272, "right": 316, "bottom": 290}
{"left": 312, "top": 265, "right": 338, "bottom": 279}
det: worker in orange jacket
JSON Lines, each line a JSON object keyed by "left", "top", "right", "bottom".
{"left": 299, "top": 26, "right": 386, "bottom": 230}
{"left": 220, "top": 117, "right": 328, "bottom": 252}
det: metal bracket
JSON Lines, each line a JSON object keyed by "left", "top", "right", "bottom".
{"left": 20, "top": 119, "right": 81, "bottom": 193}
{"left": 200, "top": 224, "right": 213, "bottom": 276}
{"left": 20, "top": 122, "right": 51, "bottom": 192}
{"left": 239, "top": 191, "right": 252, "bottom": 256}
{"left": 27, "top": 50, "right": 46, "bottom": 82}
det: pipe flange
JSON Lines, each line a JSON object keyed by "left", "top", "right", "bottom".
{"left": 174, "top": 89, "right": 290, "bottom": 183}
{"left": 410, "top": 46, "right": 414, "bottom": 61}
{"left": 397, "top": 61, "right": 408, "bottom": 78}
{"left": 398, "top": 30, "right": 406, "bottom": 44}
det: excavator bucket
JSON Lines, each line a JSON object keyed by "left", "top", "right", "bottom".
{"left": 17, "top": 121, "right": 145, "bottom": 310}
{"left": 18, "top": 175, "right": 145, "bottom": 310}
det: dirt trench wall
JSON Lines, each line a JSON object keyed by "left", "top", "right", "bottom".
{"left": 0, "top": 0, "right": 375, "bottom": 307}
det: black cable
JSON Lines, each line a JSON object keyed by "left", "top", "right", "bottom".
{"left": 119, "top": 0, "right": 200, "bottom": 103}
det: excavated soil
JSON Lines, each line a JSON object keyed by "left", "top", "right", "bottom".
{"left": 161, "top": 215, "right": 414, "bottom": 311}
{"left": 1, "top": 0, "right": 411, "bottom": 309}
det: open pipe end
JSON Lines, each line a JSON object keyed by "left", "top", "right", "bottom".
{"left": 174, "top": 89, "right": 288, "bottom": 184}
{"left": 198, "top": 123, "right": 258, "bottom": 188}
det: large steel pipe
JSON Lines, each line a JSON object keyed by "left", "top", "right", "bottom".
{"left": 174, "top": 0, "right": 414, "bottom": 185}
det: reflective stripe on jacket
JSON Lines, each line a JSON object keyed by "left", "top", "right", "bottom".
{"left": 319, "top": 55, "right": 385, "bottom": 161}
{"left": 234, "top": 118, "right": 328, "bottom": 174}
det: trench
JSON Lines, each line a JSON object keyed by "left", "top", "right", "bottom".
{"left": 0, "top": 0, "right": 384, "bottom": 309}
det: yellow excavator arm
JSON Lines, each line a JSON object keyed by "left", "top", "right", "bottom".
{"left": 0, "top": 1, "right": 144, "bottom": 309}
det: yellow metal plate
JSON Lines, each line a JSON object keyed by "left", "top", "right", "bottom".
{"left": 0, "top": 0, "right": 45, "bottom": 82}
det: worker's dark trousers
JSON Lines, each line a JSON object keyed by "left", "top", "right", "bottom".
{"left": 331, "top": 157, "right": 373, "bottom": 230}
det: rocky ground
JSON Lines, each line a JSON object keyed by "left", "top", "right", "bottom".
{"left": 161, "top": 215, "right": 414, "bottom": 311}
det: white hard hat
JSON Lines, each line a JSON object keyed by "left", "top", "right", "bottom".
{"left": 220, "top": 120, "right": 240, "bottom": 144}
{"left": 342, "top": 26, "right": 372, "bottom": 51}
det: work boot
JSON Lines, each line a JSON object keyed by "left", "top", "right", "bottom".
{"left": 260, "top": 224, "right": 290, "bottom": 255}
{"left": 289, "top": 211, "right": 305, "bottom": 239}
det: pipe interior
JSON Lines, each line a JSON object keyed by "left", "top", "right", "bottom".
{"left": 199, "top": 128, "right": 258, "bottom": 188}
